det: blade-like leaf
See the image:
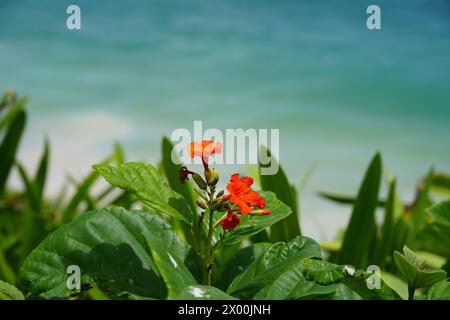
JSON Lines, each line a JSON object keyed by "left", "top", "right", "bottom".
{"left": 337, "top": 153, "right": 382, "bottom": 268}
{"left": 318, "top": 191, "right": 385, "bottom": 207}
{"left": 0, "top": 107, "right": 26, "bottom": 197}
{"left": 259, "top": 146, "right": 301, "bottom": 242}
{"left": 407, "top": 168, "right": 434, "bottom": 245}
{"left": 34, "top": 138, "right": 49, "bottom": 201}
{"left": 161, "top": 137, "right": 197, "bottom": 215}
{"left": 374, "top": 179, "right": 398, "bottom": 267}
{"left": 93, "top": 162, "right": 193, "bottom": 224}
{"left": 161, "top": 137, "right": 199, "bottom": 248}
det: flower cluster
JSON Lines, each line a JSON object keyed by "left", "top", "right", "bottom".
{"left": 179, "top": 140, "right": 270, "bottom": 231}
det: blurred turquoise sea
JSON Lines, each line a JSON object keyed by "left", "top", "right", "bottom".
{"left": 1, "top": 0, "right": 449, "bottom": 239}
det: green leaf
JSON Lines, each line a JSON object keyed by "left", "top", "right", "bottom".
{"left": 214, "top": 243, "right": 271, "bottom": 291}
{"left": 374, "top": 179, "right": 399, "bottom": 267}
{"left": 219, "top": 191, "right": 292, "bottom": 246}
{"left": 161, "top": 137, "right": 197, "bottom": 215}
{"left": 394, "top": 245, "right": 447, "bottom": 298}
{"left": 0, "top": 280, "right": 25, "bottom": 300}
{"left": 161, "top": 137, "right": 199, "bottom": 248}
{"left": 34, "top": 138, "right": 49, "bottom": 202}
{"left": 16, "top": 163, "right": 48, "bottom": 261}
{"left": 431, "top": 172, "right": 450, "bottom": 195}
{"left": 381, "top": 271, "right": 408, "bottom": 300}
{"left": 0, "top": 98, "right": 26, "bottom": 132}
{"left": 227, "top": 236, "right": 322, "bottom": 298}
{"left": 142, "top": 232, "right": 197, "bottom": 298}
{"left": 407, "top": 168, "right": 434, "bottom": 245}
{"left": 226, "top": 235, "right": 396, "bottom": 300}
{"left": 327, "top": 284, "right": 362, "bottom": 300}
{"left": 427, "top": 200, "right": 450, "bottom": 227}
{"left": 93, "top": 162, "right": 193, "bottom": 224}
{"left": 176, "top": 285, "right": 237, "bottom": 300}
{"left": 427, "top": 279, "right": 450, "bottom": 300}
{"left": 318, "top": 191, "right": 385, "bottom": 207}
{"left": 259, "top": 146, "right": 301, "bottom": 242}
{"left": 19, "top": 207, "right": 193, "bottom": 299}
{"left": 0, "top": 107, "right": 26, "bottom": 197}
{"left": 337, "top": 153, "right": 382, "bottom": 268}
{"left": 417, "top": 200, "right": 450, "bottom": 258}
{"left": 253, "top": 261, "right": 339, "bottom": 300}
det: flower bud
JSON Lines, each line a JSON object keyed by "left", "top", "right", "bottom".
{"left": 196, "top": 199, "right": 207, "bottom": 210}
{"left": 249, "top": 209, "right": 270, "bottom": 216}
{"left": 213, "top": 200, "right": 225, "bottom": 211}
{"left": 192, "top": 173, "right": 207, "bottom": 190}
{"left": 205, "top": 168, "right": 219, "bottom": 186}
{"left": 216, "top": 190, "right": 224, "bottom": 198}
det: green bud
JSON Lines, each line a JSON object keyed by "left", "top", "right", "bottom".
{"left": 192, "top": 173, "right": 207, "bottom": 190}
{"left": 216, "top": 190, "right": 224, "bottom": 198}
{"left": 205, "top": 168, "right": 219, "bottom": 186}
{"left": 213, "top": 201, "right": 225, "bottom": 211}
{"left": 196, "top": 199, "right": 207, "bottom": 210}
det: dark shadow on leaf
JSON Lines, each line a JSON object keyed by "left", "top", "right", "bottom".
{"left": 67, "top": 243, "right": 167, "bottom": 299}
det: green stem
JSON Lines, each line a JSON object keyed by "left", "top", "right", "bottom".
{"left": 408, "top": 284, "right": 415, "bottom": 300}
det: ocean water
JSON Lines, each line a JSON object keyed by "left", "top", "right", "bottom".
{"left": 1, "top": 0, "right": 449, "bottom": 240}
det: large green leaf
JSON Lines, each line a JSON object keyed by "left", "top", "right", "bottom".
{"left": 19, "top": 207, "right": 194, "bottom": 299}
{"left": 93, "top": 162, "right": 193, "bottom": 224}
{"left": 253, "top": 259, "right": 343, "bottom": 300}
{"left": 394, "top": 245, "right": 447, "bottom": 298}
{"left": 0, "top": 106, "right": 26, "bottom": 197}
{"left": 259, "top": 146, "right": 301, "bottom": 242}
{"left": 427, "top": 279, "right": 450, "bottom": 300}
{"left": 142, "top": 232, "right": 197, "bottom": 298}
{"left": 337, "top": 153, "right": 382, "bottom": 268}
{"left": 176, "top": 285, "right": 237, "bottom": 300}
{"left": 0, "top": 280, "right": 24, "bottom": 300}
{"left": 227, "top": 235, "right": 398, "bottom": 300}
{"left": 227, "top": 236, "right": 322, "bottom": 298}
{"left": 219, "top": 192, "right": 292, "bottom": 246}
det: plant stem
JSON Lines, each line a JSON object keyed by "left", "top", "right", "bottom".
{"left": 408, "top": 285, "right": 415, "bottom": 300}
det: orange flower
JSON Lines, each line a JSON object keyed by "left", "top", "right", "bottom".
{"left": 223, "top": 173, "right": 268, "bottom": 215}
{"left": 189, "top": 140, "right": 222, "bottom": 171}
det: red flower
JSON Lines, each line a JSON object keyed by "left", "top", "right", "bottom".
{"left": 220, "top": 211, "right": 241, "bottom": 230}
{"left": 189, "top": 140, "right": 222, "bottom": 171}
{"left": 223, "top": 173, "right": 268, "bottom": 215}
